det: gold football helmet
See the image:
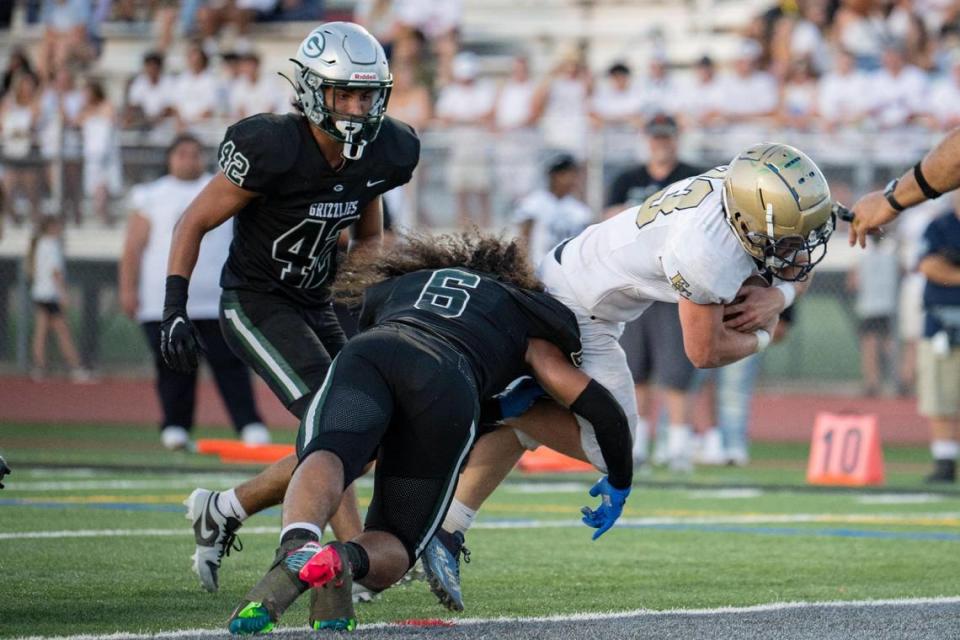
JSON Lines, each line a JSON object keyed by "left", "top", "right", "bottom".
{"left": 722, "top": 142, "right": 835, "bottom": 281}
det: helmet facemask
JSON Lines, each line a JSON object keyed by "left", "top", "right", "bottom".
{"left": 723, "top": 188, "right": 835, "bottom": 282}
{"left": 289, "top": 59, "right": 392, "bottom": 160}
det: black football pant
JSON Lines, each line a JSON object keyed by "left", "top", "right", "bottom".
{"left": 296, "top": 323, "right": 480, "bottom": 567}
{"left": 142, "top": 319, "right": 262, "bottom": 432}
{"left": 219, "top": 289, "right": 348, "bottom": 419}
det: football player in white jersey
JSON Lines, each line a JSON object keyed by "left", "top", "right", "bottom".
{"left": 423, "top": 142, "right": 838, "bottom": 610}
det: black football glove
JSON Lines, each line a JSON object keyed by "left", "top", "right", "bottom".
{"left": 160, "top": 275, "right": 204, "bottom": 373}
{"left": 0, "top": 454, "right": 10, "bottom": 489}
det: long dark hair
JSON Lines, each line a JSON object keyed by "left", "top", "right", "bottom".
{"left": 333, "top": 230, "right": 542, "bottom": 306}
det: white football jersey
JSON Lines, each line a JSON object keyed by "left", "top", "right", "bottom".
{"left": 548, "top": 167, "right": 758, "bottom": 323}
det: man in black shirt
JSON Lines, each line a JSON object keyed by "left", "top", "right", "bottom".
{"left": 160, "top": 22, "right": 419, "bottom": 594}
{"left": 226, "top": 233, "right": 632, "bottom": 634}
{"left": 606, "top": 113, "right": 702, "bottom": 469}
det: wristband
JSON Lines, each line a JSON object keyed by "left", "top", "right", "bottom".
{"left": 913, "top": 161, "right": 942, "bottom": 200}
{"left": 775, "top": 282, "right": 796, "bottom": 309}
{"left": 164, "top": 275, "right": 190, "bottom": 310}
{"left": 754, "top": 329, "right": 771, "bottom": 353}
{"left": 883, "top": 179, "right": 905, "bottom": 213}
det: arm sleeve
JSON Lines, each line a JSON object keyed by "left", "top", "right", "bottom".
{"left": 571, "top": 379, "right": 632, "bottom": 489}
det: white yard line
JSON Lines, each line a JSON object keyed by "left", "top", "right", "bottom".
{"left": 13, "top": 596, "right": 960, "bottom": 640}
{"left": 3, "top": 512, "right": 959, "bottom": 540}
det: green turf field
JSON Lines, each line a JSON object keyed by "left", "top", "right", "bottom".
{"left": 1, "top": 423, "right": 958, "bottom": 638}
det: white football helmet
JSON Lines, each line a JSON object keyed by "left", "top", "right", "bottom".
{"left": 288, "top": 22, "right": 392, "bottom": 160}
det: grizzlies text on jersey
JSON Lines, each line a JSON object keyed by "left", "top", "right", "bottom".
{"left": 218, "top": 113, "right": 419, "bottom": 306}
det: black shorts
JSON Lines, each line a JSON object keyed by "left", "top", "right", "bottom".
{"left": 296, "top": 323, "right": 480, "bottom": 566}
{"left": 219, "top": 289, "right": 348, "bottom": 419}
{"left": 619, "top": 302, "right": 696, "bottom": 390}
{"left": 859, "top": 316, "right": 891, "bottom": 336}
{"left": 34, "top": 301, "right": 62, "bottom": 315}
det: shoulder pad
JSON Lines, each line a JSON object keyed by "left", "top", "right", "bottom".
{"left": 494, "top": 280, "right": 583, "bottom": 366}
{"left": 218, "top": 114, "right": 301, "bottom": 191}
{"left": 374, "top": 116, "right": 421, "bottom": 176}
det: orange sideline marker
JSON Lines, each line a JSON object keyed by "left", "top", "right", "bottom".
{"left": 806, "top": 412, "right": 884, "bottom": 486}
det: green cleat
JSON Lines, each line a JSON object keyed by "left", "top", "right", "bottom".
{"left": 228, "top": 601, "right": 275, "bottom": 635}
{"left": 303, "top": 542, "right": 358, "bottom": 632}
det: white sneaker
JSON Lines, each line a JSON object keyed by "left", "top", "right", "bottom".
{"left": 667, "top": 425, "right": 693, "bottom": 473}
{"left": 184, "top": 488, "right": 244, "bottom": 593}
{"left": 726, "top": 447, "right": 750, "bottom": 467}
{"left": 240, "top": 422, "right": 271, "bottom": 445}
{"left": 695, "top": 429, "right": 727, "bottom": 466}
{"left": 161, "top": 425, "right": 190, "bottom": 451}
{"left": 651, "top": 438, "right": 670, "bottom": 467}
{"left": 69, "top": 368, "right": 95, "bottom": 384}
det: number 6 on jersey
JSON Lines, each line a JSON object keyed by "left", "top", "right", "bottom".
{"left": 414, "top": 269, "right": 481, "bottom": 318}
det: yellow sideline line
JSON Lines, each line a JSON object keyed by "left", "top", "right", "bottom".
{"left": 7, "top": 495, "right": 959, "bottom": 528}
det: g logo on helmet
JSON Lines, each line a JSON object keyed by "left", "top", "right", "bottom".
{"left": 302, "top": 32, "right": 325, "bottom": 58}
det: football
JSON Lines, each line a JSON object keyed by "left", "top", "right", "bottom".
{"left": 723, "top": 274, "right": 770, "bottom": 322}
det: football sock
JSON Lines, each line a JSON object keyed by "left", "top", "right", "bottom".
{"left": 280, "top": 522, "right": 322, "bottom": 545}
{"left": 217, "top": 488, "right": 249, "bottom": 522}
{"left": 343, "top": 541, "right": 370, "bottom": 580}
{"left": 931, "top": 440, "right": 959, "bottom": 460}
{"left": 441, "top": 499, "right": 476, "bottom": 535}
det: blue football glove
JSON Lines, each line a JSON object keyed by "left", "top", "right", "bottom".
{"left": 496, "top": 376, "right": 546, "bottom": 419}
{"left": 580, "top": 476, "right": 630, "bottom": 540}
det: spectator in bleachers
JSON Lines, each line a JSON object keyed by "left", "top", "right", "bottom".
{"left": 1, "top": 47, "right": 37, "bottom": 101}
{"left": 434, "top": 52, "right": 496, "bottom": 227}
{"left": 124, "top": 51, "right": 176, "bottom": 134}
{"left": 776, "top": 58, "right": 820, "bottom": 131}
{"left": 885, "top": 0, "right": 935, "bottom": 70}
{"left": 393, "top": 0, "right": 462, "bottom": 77}
{"left": 712, "top": 40, "right": 778, "bottom": 127}
{"left": 39, "top": 0, "right": 93, "bottom": 77}
{"left": 119, "top": 134, "right": 268, "bottom": 450}
{"left": 848, "top": 234, "right": 900, "bottom": 396}
{"left": 384, "top": 63, "right": 431, "bottom": 228}
{"left": 589, "top": 62, "right": 643, "bottom": 128}
{"left": 770, "top": 0, "right": 830, "bottom": 76}
{"left": 638, "top": 51, "right": 680, "bottom": 116}
{"left": 387, "top": 62, "right": 431, "bottom": 132}
{"left": 229, "top": 52, "right": 289, "bottom": 119}
{"left": 924, "top": 51, "right": 960, "bottom": 128}
{"left": 674, "top": 55, "right": 724, "bottom": 128}
{"left": 493, "top": 55, "right": 542, "bottom": 207}
{"left": 817, "top": 48, "right": 873, "bottom": 130}
{"left": 40, "top": 67, "right": 84, "bottom": 224}
{"left": 390, "top": 27, "right": 433, "bottom": 90}
{"left": 915, "top": 190, "right": 960, "bottom": 483}
{"left": 27, "top": 215, "right": 91, "bottom": 382}
{"left": 1, "top": 73, "right": 44, "bottom": 227}
{"left": 533, "top": 49, "right": 591, "bottom": 159}
{"left": 867, "top": 41, "right": 929, "bottom": 128}
{"left": 512, "top": 153, "right": 591, "bottom": 267}
{"left": 832, "top": 0, "right": 889, "bottom": 70}
{"left": 78, "top": 79, "right": 122, "bottom": 226}
{"left": 591, "top": 61, "right": 644, "bottom": 170}
{"left": 171, "top": 42, "right": 220, "bottom": 131}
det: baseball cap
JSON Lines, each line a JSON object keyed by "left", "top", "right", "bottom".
{"left": 645, "top": 113, "right": 678, "bottom": 137}
{"left": 546, "top": 153, "right": 578, "bottom": 174}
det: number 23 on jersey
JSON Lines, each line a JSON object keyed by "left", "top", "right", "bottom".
{"left": 635, "top": 167, "right": 726, "bottom": 230}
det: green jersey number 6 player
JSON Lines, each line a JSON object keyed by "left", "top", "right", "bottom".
{"left": 160, "top": 22, "right": 419, "bottom": 592}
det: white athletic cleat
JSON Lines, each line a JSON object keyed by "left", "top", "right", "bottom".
{"left": 240, "top": 422, "right": 271, "bottom": 445}
{"left": 184, "top": 488, "right": 243, "bottom": 592}
{"left": 162, "top": 425, "right": 190, "bottom": 451}
{"left": 726, "top": 446, "right": 750, "bottom": 467}
{"left": 695, "top": 429, "right": 727, "bottom": 466}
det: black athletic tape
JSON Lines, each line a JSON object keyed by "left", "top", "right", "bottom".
{"left": 913, "top": 162, "right": 943, "bottom": 200}
{"left": 570, "top": 379, "right": 633, "bottom": 489}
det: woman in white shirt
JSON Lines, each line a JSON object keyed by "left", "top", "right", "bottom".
{"left": 28, "top": 215, "right": 90, "bottom": 381}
